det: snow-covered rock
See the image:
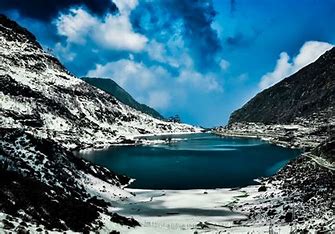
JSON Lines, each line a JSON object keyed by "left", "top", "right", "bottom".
{"left": 0, "top": 14, "right": 200, "bottom": 232}
{"left": 0, "top": 15, "right": 200, "bottom": 150}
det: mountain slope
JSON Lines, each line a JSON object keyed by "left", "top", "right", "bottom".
{"left": 0, "top": 14, "right": 198, "bottom": 232}
{"left": 229, "top": 47, "right": 335, "bottom": 125}
{"left": 0, "top": 128, "right": 135, "bottom": 232}
{"left": 82, "top": 77, "right": 164, "bottom": 120}
{"left": 0, "top": 14, "right": 197, "bottom": 148}
{"left": 220, "top": 48, "right": 335, "bottom": 231}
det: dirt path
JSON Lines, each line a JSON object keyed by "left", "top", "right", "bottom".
{"left": 307, "top": 153, "right": 335, "bottom": 171}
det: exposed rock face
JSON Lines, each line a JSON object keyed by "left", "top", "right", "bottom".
{"left": 0, "top": 14, "right": 198, "bottom": 232}
{"left": 229, "top": 47, "right": 335, "bottom": 125}
{"left": 82, "top": 77, "right": 164, "bottom": 120}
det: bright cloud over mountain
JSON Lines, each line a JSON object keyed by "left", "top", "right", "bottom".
{"left": 259, "top": 41, "right": 333, "bottom": 90}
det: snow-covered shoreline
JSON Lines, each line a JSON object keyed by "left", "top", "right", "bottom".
{"left": 97, "top": 183, "right": 322, "bottom": 233}
{"left": 213, "top": 119, "right": 334, "bottom": 149}
{"left": 76, "top": 130, "right": 203, "bottom": 153}
{"left": 133, "top": 130, "right": 203, "bottom": 139}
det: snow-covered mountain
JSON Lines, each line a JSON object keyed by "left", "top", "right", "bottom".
{"left": 0, "top": 14, "right": 198, "bottom": 149}
{"left": 0, "top": 14, "right": 200, "bottom": 232}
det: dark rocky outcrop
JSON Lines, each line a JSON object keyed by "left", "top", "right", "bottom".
{"left": 0, "top": 169, "right": 102, "bottom": 232}
{"left": 0, "top": 15, "right": 41, "bottom": 49}
{"left": 0, "top": 128, "right": 133, "bottom": 232}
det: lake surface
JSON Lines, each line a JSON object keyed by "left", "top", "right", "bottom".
{"left": 80, "top": 133, "right": 300, "bottom": 189}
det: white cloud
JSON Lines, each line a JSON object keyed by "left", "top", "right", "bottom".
{"left": 87, "top": 59, "right": 171, "bottom": 109}
{"left": 92, "top": 14, "right": 147, "bottom": 51}
{"left": 259, "top": 41, "right": 333, "bottom": 90}
{"left": 87, "top": 58, "right": 223, "bottom": 111}
{"left": 56, "top": 8, "right": 97, "bottom": 44}
{"left": 148, "top": 91, "right": 171, "bottom": 109}
{"left": 145, "top": 37, "right": 193, "bottom": 69}
{"left": 87, "top": 59, "right": 161, "bottom": 91}
{"left": 178, "top": 70, "right": 222, "bottom": 92}
{"left": 54, "top": 42, "right": 76, "bottom": 62}
{"left": 219, "top": 59, "right": 230, "bottom": 71}
{"left": 56, "top": 7, "right": 147, "bottom": 52}
{"left": 259, "top": 52, "right": 291, "bottom": 90}
{"left": 294, "top": 41, "right": 333, "bottom": 69}
{"left": 113, "top": 0, "right": 138, "bottom": 14}
{"left": 146, "top": 40, "right": 167, "bottom": 63}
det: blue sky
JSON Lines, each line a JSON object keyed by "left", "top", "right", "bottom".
{"left": 1, "top": 0, "right": 334, "bottom": 127}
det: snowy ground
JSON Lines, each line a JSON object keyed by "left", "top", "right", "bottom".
{"left": 0, "top": 183, "right": 329, "bottom": 233}
{"left": 97, "top": 185, "right": 298, "bottom": 233}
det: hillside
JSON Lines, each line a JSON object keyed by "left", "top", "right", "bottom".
{"left": 82, "top": 77, "right": 164, "bottom": 120}
{"left": 0, "top": 14, "right": 198, "bottom": 232}
{"left": 216, "top": 47, "right": 335, "bottom": 232}
{"left": 0, "top": 15, "right": 197, "bottom": 148}
{"left": 229, "top": 47, "right": 335, "bottom": 125}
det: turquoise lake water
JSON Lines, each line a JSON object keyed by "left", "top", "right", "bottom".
{"left": 80, "top": 133, "right": 300, "bottom": 189}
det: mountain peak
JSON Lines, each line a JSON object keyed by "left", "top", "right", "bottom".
{"left": 0, "top": 14, "right": 42, "bottom": 49}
